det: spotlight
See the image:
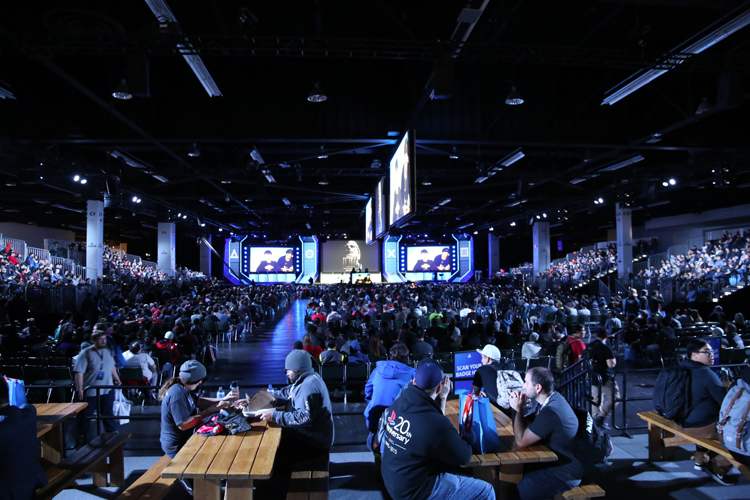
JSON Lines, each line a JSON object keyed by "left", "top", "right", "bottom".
{"left": 307, "top": 82, "right": 327, "bottom": 103}
{"left": 73, "top": 175, "right": 80, "bottom": 182}
{"left": 505, "top": 85, "right": 524, "bottom": 105}
{"left": 662, "top": 181, "right": 668, "bottom": 187}
{"left": 112, "top": 79, "right": 132, "bottom": 100}
{"left": 80, "top": 179, "right": 87, "bottom": 184}
{"left": 510, "top": 222, "right": 516, "bottom": 227}
{"left": 449, "top": 147, "right": 459, "bottom": 160}
{"left": 669, "top": 178, "right": 676, "bottom": 185}
{"left": 187, "top": 143, "right": 201, "bottom": 157}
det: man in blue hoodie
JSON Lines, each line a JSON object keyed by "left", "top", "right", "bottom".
{"left": 364, "top": 344, "right": 415, "bottom": 450}
{"left": 381, "top": 362, "right": 495, "bottom": 500}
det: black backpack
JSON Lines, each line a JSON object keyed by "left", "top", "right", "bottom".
{"left": 555, "top": 338, "right": 582, "bottom": 371}
{"left": 569, "top": 407, "right": 613, "bottom": 474}
{"left": 653, "top": 366, "right": 692, "bottom": 424}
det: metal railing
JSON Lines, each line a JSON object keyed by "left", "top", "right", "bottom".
{"left": 555, "top": 359, "right": 599, "bottom": 413}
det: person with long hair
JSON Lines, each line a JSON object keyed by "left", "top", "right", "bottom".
{"left": 159, "top": 360, "right": 233, "bottom": 459}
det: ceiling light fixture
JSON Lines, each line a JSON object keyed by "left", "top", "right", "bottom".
{"left": 569, "top": 178, "right": 587, "bottom": 185}
{"left": 111, "top": 150, "right": 150, "bottom": 170}
{"left": 475, "top": 176, "right": 489, "bottom": 183}
{"left": 422, "top": 177, "right": 432, "bottom": 186}
{"left": 318, "top": 176, "right": 329, "bottom": 185}
{"left": 317, "top": 146, "right": 328, "bottom": 159}
{"left": 505, "top": 86, "right": 524, "bottom": 105}
{"left": 646, "top": 132, "right": 662, "bottom": 144}
{"left": 695, "top": 97, "right": 714, "bottom": 115}
{"left": 499, "top": 148, "right": 525, "bottom": 167}
{"left": 510, "top": 222, "right": 516, "bottom": 227}
{"left": 599, "top": 155, "right": 645, "bottom": 172}
{"left": 282, "top": 198, "right": 291, "bottom": 206}
{"left": 112, "top": 79, "right": 133, "bottom": 100}
{"left": 602, "top": 8, "right": 750, "bottom": 105}
{"left": 449, "top": 147, "right": 459, "bottom": 160}
{"left": 250, "top": 148, "right": 265, "bottom": 164}
{"left": 437, "top": 198, "right": 451, "bottom": 206}
{"left": 187, "top": 143, "right": 201, "bottom": 157}
{"left": 0, "top": 81, "right": 15, "bottom": 100}
{"left": 307, "top": 82, "right": 327, "bottom": 102}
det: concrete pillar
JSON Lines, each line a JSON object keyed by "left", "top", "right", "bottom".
{"left": 200, "top": 234, "right": 212, "bottom": 277}
{"left": 488, "top": 234, "right": 500, "bottom": 277}
{"left": 616, "top": 203, "right": 633, "bottom": 279}
{"left": 532, "top": 222, "right": 550, "bottom": 276}
{"left": 86, "top": 200, "right": 104, "bottom": 280}
{"left": 158, "top": 222, "right": 176, "bottom": 277}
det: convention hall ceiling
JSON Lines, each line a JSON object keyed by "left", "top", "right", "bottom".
{"left": 1, "top": 0, "right": 750, "bottom": 245}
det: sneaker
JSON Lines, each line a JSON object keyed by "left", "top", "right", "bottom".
{"left": 705, "top": 469, "right": 735, "bottom": 486}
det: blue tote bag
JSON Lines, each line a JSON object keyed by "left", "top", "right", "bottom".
{"left": 4, "top": 376, "right": 27, "bottom": 407}
{"left": 458, "top": 391, "right": 501, "bottom": 454}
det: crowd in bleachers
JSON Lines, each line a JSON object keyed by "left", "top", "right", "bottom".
{"left": 539, "top": 244, "right": 617, "bottom": 281}
{"left": 0, "top": 242, "right": 84, "bottom": 286}
{"left": 633, "top": 230, "right": 750, "bottom": 296}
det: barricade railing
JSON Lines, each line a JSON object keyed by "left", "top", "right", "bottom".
{"left": 555, "top": 359, "right": 598, "bottom": 413}
{"left": 27, "top": 246, "right": 50, "bottom": 261}
{"left": 2, "top": 237, "right": 27, "bottom": 257}
{"left": 609, "top": 362, "right": 748, "bottom": 436}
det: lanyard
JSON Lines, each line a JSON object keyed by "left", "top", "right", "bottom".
{"left": 94, "top": 349, "right": 105, "bottom": 371}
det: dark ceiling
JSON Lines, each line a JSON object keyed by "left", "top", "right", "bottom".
{"left": 1, "top": 0, "right": 750, "bottom": 248}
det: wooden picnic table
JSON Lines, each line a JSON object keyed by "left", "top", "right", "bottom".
{"left": 34, "top": 402, "right": 88, "bottom": 465}
{"left": 162, "top": 417, "right": 282, "bottom": 500}
{"left": 445, "top": 398, "right": 557, "bottom": 497}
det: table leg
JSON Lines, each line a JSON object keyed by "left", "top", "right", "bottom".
{"left": 41, "top": 424, "right": 64, "bottom": 464}
{"left": 194, "top": 478, "right": 222, "bottom": 500}
{"left": 497, "top": 464, "right": 523, "bottom": 500}
{"left": 224, "top": 479, "right": 253, "bottom": 500}
{"left": 647, "top": 422, "right": 663, "bottom": 461}
{"left": 109, "top": 445, "right": 125, "bottom": 487}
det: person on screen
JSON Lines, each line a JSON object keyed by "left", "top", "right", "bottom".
{"left": 413, "top": 249, "right": 434, "bottom": 272}
{"left": 277, "top": 249, "right": 295, "bottom": 273}
{"left": 434, "top": 247, "right": 451, "bottom": 271}
{"left": 256, "top": 250, "right": 278, "bottom": 273}
{"left": 343, "top": 240, "right": 362, "bottom": 272}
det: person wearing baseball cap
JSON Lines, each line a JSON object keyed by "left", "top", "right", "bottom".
{"left": 158, "top": 360, "right": 233, "bottom": 460}
{"left": 381, "top": 362, "right": 495, "bottom": 500}
{"left": 258, "top": 349, "right": 334, "bottom": 457}
{"left": 472, "top": 344, "right": 504, "bottom": 402}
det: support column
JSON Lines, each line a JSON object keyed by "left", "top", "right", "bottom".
{"left": 616, "top": 203, "right": 633, "bottom": 279}
{"left": 158, "top": 223, "right": 176, "bottom": 277}
{"left": 200, "top": 234, "right": 212, "bottom": 277}
{"left": 86, "top": 200, "right": 104, "bottom": 281}
{"left": 488, "top": 234, "right": 500, "bottom": 277}
{"left": 532, "top": 222, "right": 550, "bottom": 276}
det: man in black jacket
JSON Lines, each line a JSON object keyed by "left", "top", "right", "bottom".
{"left": 381, "top": 362, "right": 495, "bottom": 500}
{"left": 674, "top": 339, "right": 733, "bottom": 484}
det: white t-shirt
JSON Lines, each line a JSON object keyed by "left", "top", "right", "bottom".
{"left": 125, "top": 352, "right": 155, "bottom": 379}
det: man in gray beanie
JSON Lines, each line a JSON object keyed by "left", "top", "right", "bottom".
{"left": 258, "top": 349, "right": 334, "bottom": 454}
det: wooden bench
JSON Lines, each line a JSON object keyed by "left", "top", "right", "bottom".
{"left": 554, "top": 483, "right": 606, "bottom": 500}
{"left": 115, "top": 455, "right": 177, "bottom": 500}
{"left": 638, "top": 411, "right": 750, "bottom": 479}
{"left": 286, "top": 452, "right": 330, "bottom": 500}
{"left": 35, "top": 431, "right": 131, "bottom": 500}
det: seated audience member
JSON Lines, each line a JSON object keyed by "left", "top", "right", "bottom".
{"left": 159, "top": 360, "right": 232, "bottom": 458}
{"left": 411, "top": 330, "right": 434, "bottom": 356}
{"left": 364, "top": 344, "right": 416, "bottom": 450}
{"left": 472, "top": 344, "right": 504, "bottom": 403}
{"left": 509, "top": 368, "right": 583, "bottom": 500}
{"left": 319, "top": 340, "right": 344, "bottom": 365}
{"left": 0, "top": 379, "right": 48, "bottom": 499}
{"left": 258, "top": 350, "right": 334, "bottom": 458}
{"left": 302, "top": 333, "right": 323, "bottom": 359}
{"left": 125, "top": 341, "right": 158, "bottom": 386}
{"left": 144, "top": 335, "right": 173, "bottom": 376}
{"left": 346, "top": 340, "right": 370, "bottom": 365}
{"left": 521, "top": 332, "right": 542, "bottom": 358}
{"left": 674, "top": 340, "right": 732, "bottom": 484}
{"left": 381, "top": 362, "right": 496, "bottom": 500}
{"left": 157, "top": 331, "right": 181, "bottom": 365}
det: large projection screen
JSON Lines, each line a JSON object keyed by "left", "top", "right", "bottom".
{"left": 375, "top": 177, "right": 387, "bottom": 239}
{"left": 388, "top": 131, "right": 416, "bottom": 227}
{"left": 321, "top": 240, "right": 380, "bottom": 273}
{"left": 365, "top": 197, "right": 374, "bottom": 245}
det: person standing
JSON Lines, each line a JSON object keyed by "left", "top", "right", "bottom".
{"left": 73, "top": 330, "right": 122, "bottom": 433}
{"left": 587, "top": 329, "right": 619, "bottom": 428}
{"left": 381, "top": 362, "right": 495, "bottom": 500}
{"left": 509, "top": 368, "right": 583, "bottom": 500}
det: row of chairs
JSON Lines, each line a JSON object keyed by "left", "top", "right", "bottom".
{"left": 1, "top": 364, "right": 74, "bottom": 402}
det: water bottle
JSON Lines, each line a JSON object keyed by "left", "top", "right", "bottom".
{"left": 267, "top": 384, "right": 274, "bottom": 397}
{"left": 216, "top": 387, "right": 225, "bottom": 399}
{"left": 230, "top": 381, "right": 239, "bottom": 399}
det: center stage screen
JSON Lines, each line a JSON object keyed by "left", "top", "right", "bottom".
{"left": 249, "top": 247, "right": 297, "bottom": 273}
{"left": 403, "top": 245, "right": 453, "bottom": 272}
{"left": 321, "top": 240, "right": 380, "bottom": 273}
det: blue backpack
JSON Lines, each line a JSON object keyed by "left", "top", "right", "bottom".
{"left": 718, "top": 383, "right": 750, "bottom": 455}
